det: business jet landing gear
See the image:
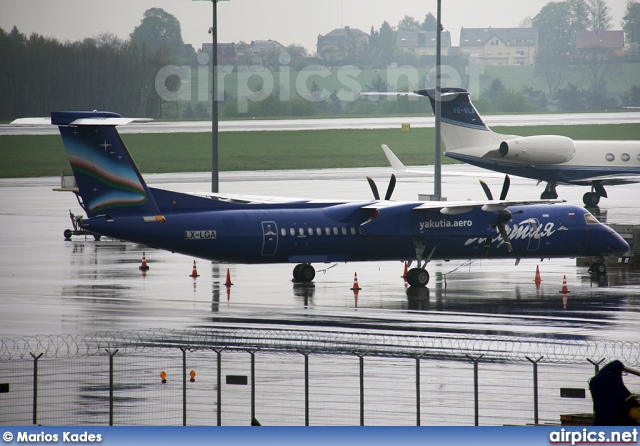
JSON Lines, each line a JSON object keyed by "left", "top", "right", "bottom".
{"left": 540, "top": 182, "right": 558, "bottom": 200}
{"left": 583, "top": 192, "right": 601, "bottom": 207}
{"left": 292, "top": 263, "right": 315, "bottom": 283}
{"left": 406, "top": 267, "right": 430, "bottom": 287}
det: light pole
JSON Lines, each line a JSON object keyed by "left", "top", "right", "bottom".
{"left": 434, "top": 0, "right": 442, "bottom": 201}
{"left": 195, "top": 0, "right": 228, "bottom": 192}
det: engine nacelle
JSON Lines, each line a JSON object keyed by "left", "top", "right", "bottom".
{"left": 498, "top": 135, "right": 576, "bottom": 164}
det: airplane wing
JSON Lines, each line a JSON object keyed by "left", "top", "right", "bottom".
{"left": 187, "top": 191, "right": 346, "bottom": 205}
{"left": 562, "top": 174, "right": 640, "bottom": 186}
{"left": 361, "top": 198, "right": 565, "bottom": 215}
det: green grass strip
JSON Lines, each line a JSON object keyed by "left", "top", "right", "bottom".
{"left": 0, "top": 124, "right": 638, "bottom": 178}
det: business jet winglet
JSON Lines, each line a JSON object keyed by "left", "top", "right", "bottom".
{"left": 12, "top": 111, "right": 629, "bottom": 287}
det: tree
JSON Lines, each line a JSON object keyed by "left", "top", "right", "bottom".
{"left": 533, "top": 0, "right": 589, "bottom": 95}
{"left": 130, "top": 8, "right": 184, "bottom": 62}
{"left": 620, "top": 84, "right": 640, "bottom": 107}
{"left": 378, "top": 21, "right": 397, "bottom": 65}
{"left": 421, "top": 13, "right": 437, "bottom": 31}
{"left": 586, "top": 0, "right": 612, "bottom": 30}
{"left": 622, "top": 1, "right": 640, "bottom": 46}
{"left": 397, "top": 15, "right": 420, "bottom": 31}
{"left": 518, "top": 16, "right": 533, "bottom": 28}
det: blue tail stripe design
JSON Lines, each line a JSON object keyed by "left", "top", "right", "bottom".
{"left": 414, "top": 88, "right": 489, "bottom": 130}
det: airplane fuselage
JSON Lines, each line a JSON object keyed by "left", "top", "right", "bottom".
{"left": 446, "top": 140, "right": 640, "bottom": 185}
{"left": 81, "top": 198, "right": 626, "bottom": 265}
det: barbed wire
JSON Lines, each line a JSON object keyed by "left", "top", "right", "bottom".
{"left": 1, "top": 328, "right": 639, "bottom": 366}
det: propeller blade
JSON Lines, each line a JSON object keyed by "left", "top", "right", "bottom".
{"left": 366, "top": 176, "right": 380, "bottom": 200}
{"left": 384, "top": 174, "right": 396, "bottom": 200}
{"left": 498, "top": 223, "right": 513, "bottom": 253}
{"left": 479, "top": 180, "right": 493, "bottom": 200}
{"left": 499, "top": 175, "right": 511, "bottom": 201}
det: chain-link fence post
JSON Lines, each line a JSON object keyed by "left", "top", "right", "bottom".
{"left": 211, "top": 348, "right": 226, "bottom": 426}
{"left": 355, "top": 351, "right": 369, "bottom": 426}
{"left": 105, "top": 349, "right": 119, "bottom": 426}
{"left": 247, "top": 349, "right": 259, "bottom": 425}
{"left": 587, "top": 358, "right": 606, "bottom": 375}
{"left": 412, "top": 353, "right": 426, "bottom": 426}
{"left": 180, "top": 347, "right": 188, "bottom": 426}
{"left": 467, "top": 354, "right": 483, "bottom": 426}
{"left": 526, "top": 356, "right": 544, "bottom": 425}
{"left": 29, "top": 352, "right": 43, "bottom": 425}
{"left": 298, "top": 349, "right": 313, "bottom": 426}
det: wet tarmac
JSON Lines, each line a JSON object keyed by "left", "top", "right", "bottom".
{"left": 1, "top": 165, "right": 639, "bottom": 343}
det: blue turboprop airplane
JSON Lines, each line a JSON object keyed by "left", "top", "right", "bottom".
{"left": 12, "top": 112, "right": 629, "bottom": 286}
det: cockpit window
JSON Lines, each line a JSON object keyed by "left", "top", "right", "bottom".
{"left": 584, "top": 213, "right": 600, "bottom": 224}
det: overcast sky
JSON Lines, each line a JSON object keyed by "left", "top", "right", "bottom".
{"left": 1, "top": 0, "right": 628, "bottom": 53}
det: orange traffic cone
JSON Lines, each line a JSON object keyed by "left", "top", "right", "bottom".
{"left": 190, "top": 260, "right": 200, "bottom": 278}
{"left": 224, "top": 268, "right": 233, "bottom": 286}
{"left": 350, "top": 272, "right": 362, "bottom": 291}
{"left": 139, "top": 251, "right": 149, "bottom": 271}
{"left": 559, "top": 275, "right": 570, "bottom": 293}
{"left": 534, "top": 265, "right": 542, "bottom": 285}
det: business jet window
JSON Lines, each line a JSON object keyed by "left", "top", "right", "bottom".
{"left": 308, "top": 228, "right": 314, "bottom": 236}
{"left": 299, "top": 228, "right": 305, "bottom": 236}
{"left": 621, "top": 153, "right": 630, "bottom": 162}
{"left": 605, "top": 153, "right": 615, "bottom": 162}
{"left": 290, "top": 228, "right": 295, "bottom": 236}
{"left": 584, "top": 213, "right": 600, "bottom": 225}
{"left": 341, "top": 227, "right": 347, "bottom": 235}
{"left": 281, "top": 228, "right": 287, "bottom": 236}
{"left": 350, "top": 227, "right": 356, "bottom": 235}
{"left": 325, "top": 227, "right": 331, "bottom": 235}
{"left": 316, "top": 228, "right": 322, "bottom": 236}
{"left": 333, "top": 227, "right": 339, "bottom": 235}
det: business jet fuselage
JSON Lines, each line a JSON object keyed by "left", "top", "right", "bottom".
{"left": 418, "top": 88, "right": 640, "bottom": 206}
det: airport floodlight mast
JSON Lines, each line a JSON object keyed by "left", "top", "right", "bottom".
{"left": 194, "top": 0, "right": 229, "bottom": 193}
{"left": 434, "top": 0, "right": 443, "bottom": 201}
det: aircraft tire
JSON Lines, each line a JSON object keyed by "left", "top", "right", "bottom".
{"left": 64, "top": 229, "right": 73, "bottom": 240}
{"left": 590, "top": 262, "right": 607, "bottom": 275}
{"left": 406, "top": 268, "right": 429, "bottom": 287}
{"left": 583, "top": 192, "right": 600, "bottom": 207}
{"left": 293, "top": 263, "right": 315, "bottom": 283}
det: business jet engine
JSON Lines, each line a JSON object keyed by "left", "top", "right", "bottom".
{"left": 498, "top": 135, "right": 576, "bottom": 165}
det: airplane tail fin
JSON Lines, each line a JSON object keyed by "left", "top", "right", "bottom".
{"left": 41, "top": 111, "right": 159, "bottom": 218}
{"left": 414, "top": 88, "right": 515, "bottom": 150}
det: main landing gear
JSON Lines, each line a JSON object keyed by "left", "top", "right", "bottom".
{"left": 292, "top": 263, "right": 315, "bottom": 283}
{"left": 540, "top": 182, "right": 606, "bottom": 207}
{"left": 405, "top": 267, "right": 430, "bottom": 287}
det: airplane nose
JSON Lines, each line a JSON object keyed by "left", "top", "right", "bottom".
{"left": 608, "top": 229, "right": 630, "bottom": 255}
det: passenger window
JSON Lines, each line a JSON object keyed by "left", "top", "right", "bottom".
{"left": 325, "top": 227, "right": 330, "bottom": 235}
{"left": 280, "top": 228, "right": 286, "bottom": 236}
{"left": 621, "top": 153, "right": 630, "bottom": 162}
{"left": 308, "top": 228, "right": 313, "bottom": 236}
{"left": 341, "top": 227, "right": 347, "bottom": 235}
{"left": 316, "top": 228, "right": 321, "bottom": 235}
{"left": 289, "top": 228, "right": 295, "bottom": 236}
{"left": 299, "top": 228, "right": 305, "bottom": 236}
{"left": 605, "top": 153, "right": 614, "bottom": 162}
{"left": 350, "top": 227, "right": 356, "bottom": 235}
{"left": 333, "top": 227, "right": 338, "bottom": 235}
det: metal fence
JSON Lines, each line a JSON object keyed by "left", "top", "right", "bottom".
{"left": 1, "top": 328, "right": 639, "bottom": 426}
